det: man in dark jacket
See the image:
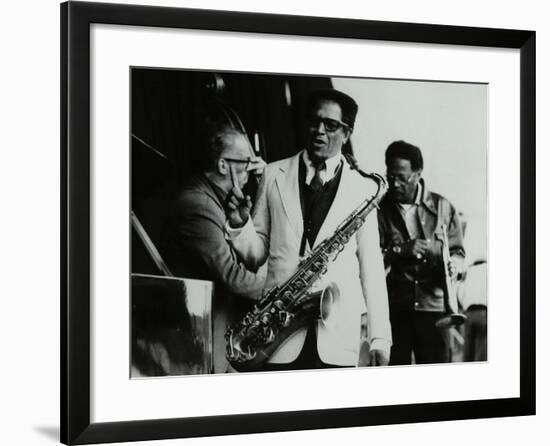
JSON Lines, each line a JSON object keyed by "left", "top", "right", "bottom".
{"left": 378, "top": 140, "right": 465, "bottom": 365}
{"left": 162, "top": 125, "right": 266, "bottom": 373}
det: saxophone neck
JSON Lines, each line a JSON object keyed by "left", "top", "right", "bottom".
{"left": 370, "top": 172, "right": 388, "bottom": 197}
{"left": 360, "top": 170, "right": 386, "bottom": 189}
{"left": 343, "top": 152, "right": 387, "bottom": 195}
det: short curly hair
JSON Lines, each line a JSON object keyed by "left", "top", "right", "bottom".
{"left": 385, "top": 140, "right": 424, "bottom": 171}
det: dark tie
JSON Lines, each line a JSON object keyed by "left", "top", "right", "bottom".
{"left": 310, "top": 160, "right": 326, "bottom": 192}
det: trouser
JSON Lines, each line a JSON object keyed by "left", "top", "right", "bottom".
{"left": 256, "top": 323, "right": 350, "bottom": 372}
{"left": 389, "top": 310, "right": 451, "bottom": 365}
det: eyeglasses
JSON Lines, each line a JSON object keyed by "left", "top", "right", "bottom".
{"left": 307, "top": 117, "right": 350, "bottom": 133}
{"left": 223, "top": 157, "right": 252, "bottom": 170}
{"left": 386, "top": 172, "right": 416, "bottom": 185}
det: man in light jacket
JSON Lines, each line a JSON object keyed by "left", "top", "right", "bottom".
{"left": 226, "top": 89, "right": 392, "bottom": 370}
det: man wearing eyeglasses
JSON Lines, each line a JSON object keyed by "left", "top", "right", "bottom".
{"left": 377, "top": 140, "right": 465, "bottom": 365}
{"left": 226, "top": 89, "right": 392, "bottom": 370}
{"left": 161, "top": 125, "right": 266, "bottom": 373}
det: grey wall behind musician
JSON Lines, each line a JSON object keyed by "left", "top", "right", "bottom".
{"left": 378, "top": 140, "right": 466, "bottom": 365}
{"left": 160, "top": 125, "right": 266, "bottom": 373}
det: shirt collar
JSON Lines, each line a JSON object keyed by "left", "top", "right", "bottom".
{"left": 302, "top": 149, "right": 343, "bottom": 185}
{"left": 398, "top": 180, "right": 423, "bottom": 211}
{"left": 414, "top": 180, "right": 423, "bottom": 205}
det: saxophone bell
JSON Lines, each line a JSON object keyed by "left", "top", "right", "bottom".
{"left": 319, "top": 282, "right": 341, "bottom": 323}
{"left": 226, "top": 171, "right": 387, "bottom": 371}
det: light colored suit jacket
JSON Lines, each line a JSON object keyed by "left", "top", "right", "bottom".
{"left": 231, "top": 151, "right": 392, "bottom": 366}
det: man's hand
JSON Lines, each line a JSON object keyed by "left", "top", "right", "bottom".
{"left": 447, "top": 258, "right": 461, "bottom": 280}
{"left": 400, "top": 238, "right": 429, "bottom": 259}
{"left": 247, "top": 156, "right": 266, "bottom": 176}
{"left": 369, "top": 349, "right": 389, "bottom": 366}
{"left": 226, "top": 185, "right": 252, "bottom": 228}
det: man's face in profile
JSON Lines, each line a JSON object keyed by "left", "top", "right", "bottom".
{"left": 306, "top": 99, "right": 350, "bottom": 163}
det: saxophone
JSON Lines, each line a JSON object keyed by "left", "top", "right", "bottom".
{"left": 225, "top": 172, "right": 387, "bottom": 371}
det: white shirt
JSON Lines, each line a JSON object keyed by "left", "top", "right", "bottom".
{"left": 225, "top": 150, "right": 343, "bottom": 239}
{"left": 398, "top": 181, "right": 423, "bottom": 239}
{"left": 302, "top": 149, "right": 343, "bottom": 186}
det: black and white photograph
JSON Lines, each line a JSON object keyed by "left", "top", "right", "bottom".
{"left": 130, "top": 68, "right": 487, "bottom": 377}
{"left": 0, "top": 0, "right": 540, "bottom": 444}
{"left": 1, "top": 0, "right": 545, "bottom": 443}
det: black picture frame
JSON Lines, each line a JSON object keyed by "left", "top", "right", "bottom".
{"left": 61, "top": 1, "right": 536, "bottom": 444}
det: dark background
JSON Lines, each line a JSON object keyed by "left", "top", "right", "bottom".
{"left": 131, "top": 68, "right": 332, "bottom": 274}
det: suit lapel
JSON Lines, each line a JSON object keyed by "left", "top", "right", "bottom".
{"left": 275, "top": 153, "right": 303, "bottom": 240}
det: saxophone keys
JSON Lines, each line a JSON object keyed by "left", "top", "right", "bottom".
{"left": 264, "top": 327, "right": 276, "bottom": 344}
{"left": 279, "top": 311, "right": 292, "bottom": 327}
